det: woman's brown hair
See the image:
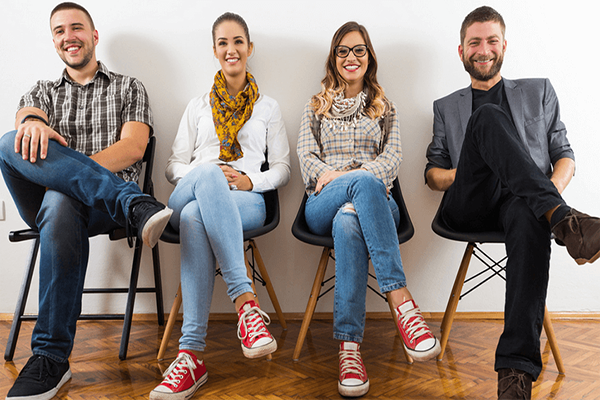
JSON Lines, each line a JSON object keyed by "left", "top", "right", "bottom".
{"left": 311, "top": 21, "right": 389, "bottom": 119}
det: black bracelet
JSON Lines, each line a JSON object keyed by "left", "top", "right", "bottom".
{"left": 20, "top": 114, "right": 49, "bottom": 126}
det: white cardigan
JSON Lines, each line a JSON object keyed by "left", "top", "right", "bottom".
{"left": 165, "top": 93, "right": 291, "bottom": 192}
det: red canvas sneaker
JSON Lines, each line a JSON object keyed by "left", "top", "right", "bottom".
{"left": 150, "top": 350, "right": 208, "bottom": 399}
{"left": 237, "top": 300, "right": 277, "bottom": 358}
{"left": 338, "top": 341, "right": 369, "bottom": 397}
{"left": 396, "top": 299, "right": 441, "bottom": 361}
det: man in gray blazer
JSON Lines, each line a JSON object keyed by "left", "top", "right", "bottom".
{"left": 425, "top": 6, "right": 600, "bottom": 399}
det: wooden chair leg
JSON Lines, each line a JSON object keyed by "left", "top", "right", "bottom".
{"left": 543, "top": 306, "right": 565, "bottom": 375}
{"left": 247, "top": 240, "right": 287, "bottom": 330}
{"left": 157, "top": 284, "right": 182, "bottom": 360}
{"left": 438, "top": 243, "right": 474, "bottom": 361}
{"left": 386, "top": 292, "right": 414, "bottom": 364}
{"left": 293, "top": 247, "right": 331, "bottom": 361}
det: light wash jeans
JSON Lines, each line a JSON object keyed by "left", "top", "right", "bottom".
{"left": 168, "top": 163, "right": 265, "bottom": 352}
{"left": 0, "top": 130, "right": 147, "bottom": 362}
{"left": 304, "top": 170, "right": 406, "bottom": 343}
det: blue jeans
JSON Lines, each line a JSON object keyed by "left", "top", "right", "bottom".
{"left": 168, "top": 163, "right": 265, "bottom": 352}
{"left": 304, "top": 170, "right": 405, "bottom": 343}
{"left": 0, "top": 130, "right": 147, "bottom": 362}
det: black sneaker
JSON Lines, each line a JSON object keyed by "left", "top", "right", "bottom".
{"left": 7, "top": 355, "right": 71, "bottom": 399}
{"left": 126, "top": 196, "right": 173, "bottom": 248}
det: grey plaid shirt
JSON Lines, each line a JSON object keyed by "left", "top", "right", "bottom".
{"left": 18, "top": 61, "right": 153, "bottom": 182}
{"left": 297, "top": 100, "right": 402, "bottom": 194}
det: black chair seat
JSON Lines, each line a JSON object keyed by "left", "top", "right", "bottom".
{"left": 431, "top": 201, "right": 504, "bottom": 244}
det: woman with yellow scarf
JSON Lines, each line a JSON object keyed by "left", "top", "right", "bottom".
{"left": 151, "top": 12, "right": 290, "bottom": 400}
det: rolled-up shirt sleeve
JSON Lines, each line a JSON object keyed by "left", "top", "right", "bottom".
{"left": 424, "top": 99, "right": 453, "bottom": 183}
{"left": 544, "top": 79, "right": 574, "bottom": 166}
{"left": 18, "top": 81, "right": 52, "bottom": 116}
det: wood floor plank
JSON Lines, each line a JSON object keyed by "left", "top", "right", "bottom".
{"left": 1, "top": 318, "right": 600, "bottom": 399}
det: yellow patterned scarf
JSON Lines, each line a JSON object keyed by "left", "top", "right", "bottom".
{"left": 210, "top": 70, "right": 259, "bottom": 162}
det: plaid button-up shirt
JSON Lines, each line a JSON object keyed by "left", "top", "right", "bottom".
{"left": 297, "top": 100, "right": 402, "bottom": 194}
{"left": 18, "top": 61, "right": 153, "bottom": 182}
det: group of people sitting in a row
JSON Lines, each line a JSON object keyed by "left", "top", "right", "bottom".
{"left": 2, "top": 3, "right": 599, "bottom": 400}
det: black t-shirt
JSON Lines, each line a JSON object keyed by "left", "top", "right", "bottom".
{"left": 472, "top": 79, "right": 514, "bottom": 124}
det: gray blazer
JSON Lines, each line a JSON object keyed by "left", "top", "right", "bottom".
{"left": 425, "top": 78, "right": 574, "bottom": 181}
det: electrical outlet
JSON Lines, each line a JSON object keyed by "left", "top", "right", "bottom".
{"left": 0, "top": 200, "right": 4, "bottom": 221}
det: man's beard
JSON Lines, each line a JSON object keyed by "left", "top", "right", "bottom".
{"left": 462, "top": 52, "right": 504, "bottom": 82}
{"left": 59, "top": 42, "right": 94, "bottom": 70}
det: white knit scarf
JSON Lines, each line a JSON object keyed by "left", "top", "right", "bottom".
{"left": 325, "top": 90, "right": 366, "bottom": 131}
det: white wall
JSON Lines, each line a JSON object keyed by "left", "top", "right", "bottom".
{"left": 1, "top": 0, "right": 598, "bottom": 317}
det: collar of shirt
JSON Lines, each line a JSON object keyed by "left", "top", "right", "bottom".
{"left": 54, "top": 61, "right": 111, "bottom": 89}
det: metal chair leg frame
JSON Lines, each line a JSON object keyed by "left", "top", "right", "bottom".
{"left": 119, "top": 240, "right": 143, "bottom": 360}
{"left": 4, "top": 238, "right": 40, "bottom": 362}
{"left": 438, "top": 243, "right": 566, "bottom": 375}
{"left": 157, "top": 242, "right": 285, "bottom": 360}
{"left": 151, "top": 244, "right": 165, "bottom": 326}
{"left": 247, "top": 240, "right": 287, "bottom": 330}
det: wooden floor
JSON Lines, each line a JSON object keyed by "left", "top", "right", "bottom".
{"left": 1, "top": 317, "right": 599, "bottom": 399}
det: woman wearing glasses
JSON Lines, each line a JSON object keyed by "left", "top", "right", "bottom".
{"left": 150, "top": 12, "right": 290, "bottom": 400}
{"left": 297, "top": 21, "right": 440, "bottom": 397}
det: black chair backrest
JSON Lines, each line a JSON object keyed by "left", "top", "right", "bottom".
{"left": 108, "top": 136, "right": 156, "bottom": 241}
{"left": 243, "top": 159, "right": 280, "bottom": 240}
{"left": 141, "top": 135, "right": 157, "bottom": 196}
{"left": 292, "top": 178, "right": 414, "bottom": 247}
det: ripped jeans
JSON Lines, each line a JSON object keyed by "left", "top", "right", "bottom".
{"left": 304, "top": 170, "right": 405, "bottom": 342}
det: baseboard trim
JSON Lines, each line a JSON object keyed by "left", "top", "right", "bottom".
{"left": 2, "top": 311, "right": 599, "bottom": 323}
{"left": 202, "top": 311, "right": 600, "bottom": 322}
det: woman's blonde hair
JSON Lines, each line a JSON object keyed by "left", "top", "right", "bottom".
{"left": 311, "top": 21, "right": 389, "bottom": 119}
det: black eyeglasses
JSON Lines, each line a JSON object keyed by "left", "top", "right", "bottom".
{"left": 334, "top": 44, "right": 368, "bottom": 58}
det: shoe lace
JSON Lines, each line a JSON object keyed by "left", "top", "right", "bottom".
{"left": 339, "top": 349, "right": 365, "bottom": 379}
{"left": 125, "top": 196, "right": 150, "bottom": 248}
{"left": 237, "top": 305, "right": 271, "bottom": 341}
{"left": 398, "top": 306, "right": 430, "bottom": 342}
{"left": 498, "top": 369, "right": 529, "bottom": 399}
{"left": 565, "top": 213, "right": 582, "bottom": 234}
{"left": 19, "top": 355, "right": 59, "bottom": 382}
{"left": 161, "top": 352, "right": 197, "bottom": 388}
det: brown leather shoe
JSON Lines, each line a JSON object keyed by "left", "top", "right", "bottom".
{"left": 498, "top": 368, "right": 532, "bottom": 399}
{"left": 552, "top": 209, "right": 600, "bottom": 265}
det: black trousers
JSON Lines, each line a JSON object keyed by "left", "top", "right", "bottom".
{"left": 442, "top": 104, "right": 565, "bottom": 380}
